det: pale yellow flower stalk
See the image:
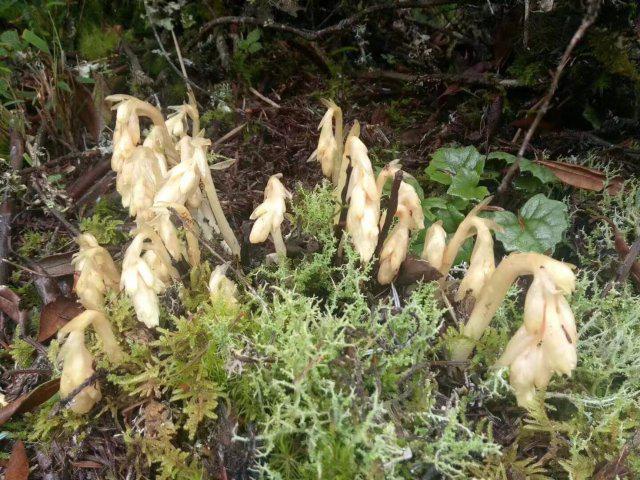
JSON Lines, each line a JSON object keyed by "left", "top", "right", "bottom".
{"left": 335, "top": 121, "right": 361, "bottom": 201}
{"left": 121, "top": 228, "right": 178, "bottom": 328}
{"left": 58, "top": 310, "right": 124, "bottom": 414}
{"left": 73, "top": 233, "right": 120, "bottom": 311}
{"left": 438, "top": 197, "right": 495, "bottom": 277}
{"left": 421, "top": 221, "right": 447, "bottom": 269}
{"left": 496, "top": 268, "right": 577, "bottom": 407}
{"left": 165, "top": 104, "right": 198, "bottom": 140}
{"left": 208, "top": 264, "right": 238, "bottom": 304}
{"left": 451, "top": 252, "right": 576, "bottom": 363}
{"left": 345, "top": 136, "right": 380, "bottom": 263}
{"left": 155, "top": 136, "right": 240, "bottom": 257}
{"left": 117, "top": 146, "right": 165, "bottom": 217}
{"left": 377, "top": 181, "right": 424, "bottom": 284}
{"left": 106, "top": 95, "right": 178, "bottom": 169}
{"left": 308, "top": 99, "right": 343, "bottom": 183}
{"left": 250, "top": 174, "right": 292, "bottom": 256}
{"left": 141, "top": 128, "right": 170, "bottom": 175}
{"left": 455, "top": 218, "right": 496, "bottom": 301}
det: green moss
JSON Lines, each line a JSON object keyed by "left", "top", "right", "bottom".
{"left": 78, "top": 25, "right": 120, "bottom": 61}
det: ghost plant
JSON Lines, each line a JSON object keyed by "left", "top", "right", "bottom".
{"left": 117, "top": 146, "right": 165, "bottom": 217}
{"left": 308, "top": 99, "right": 343, "bottom": 185}
{"left": 250, "top": 174, "right": 292, "bottom": 256}
{"left": 421, "top": 221, "right": 447, "bottom": 270}
{"left": 345, "top": 135, "right": 380, "bottom": 263}
{"left": 435, "top": 198, "right": 501, "bottom": 301}
{"left": 377, "top": 179, "right": 424, "bottom": 285}
{"left": 72, "top": 233, "right": 120, "bottom": 311}
{"left": 451, "top": 252, "right": 577, "bottom": 407}
{"left": 121, "top": 227, "right": 178, "bottom": 328}
{"left": 208, "top": 264, "right": 238, "bottom": 304}
{"left": 58, "top": 310, "right": 124, "bottom": 414}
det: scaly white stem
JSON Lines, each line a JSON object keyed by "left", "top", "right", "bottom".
{"left": 271, "top": 225, "right": 287, "bottom": 257}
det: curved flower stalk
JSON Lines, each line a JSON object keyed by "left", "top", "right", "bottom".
{"left": 451, "top": 252, "right": 576, "bottom": 364}
{"left": 495, "top": 268, "right": 577, "bottom": 407}
{"left": 165, "top": 103, "right": 199, "bottom": 140}
{"left": 106, "top": 94, "right": 178, "bottom": 169}
{"left": 455, "top": 217, "right": 497, "bottom": 301}
{"left": 208, "top": 264, "right": 238, "bottom": 304}
{"left": 421, "top": 221, "right": 447, "bottom": 269}
{"left": 250, "top": 174, "right": 291, "bottom": 256}
{"left": 308, "top": 99, "right": 343, "bottom": 183}
{"left": 121, "top": 228, "right": 178, "bottom": 328}
{"left": 377, "top": 181, "right": 424, "bottom": 284}
{"left": 136, "top": 203, "right": 200, "bottom": 267}
{"left": 192, "top": 137, "right": 241, "bottom": 258}
{"left": 345, "top": 136, "right": 380, "bottom": 263}
{"left": 73, "top": 234, "right": 120, "bottom": 311}
{"left": 117, "top": 146, "right": 166, "bottom": 217}
{"left": 58, "top": 310, "right": 124, "bottom": 414}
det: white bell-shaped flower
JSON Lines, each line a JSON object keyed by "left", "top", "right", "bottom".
{"left": 117, "top": 146, "right": 166, "bottom": 217}
{"left": 421, "top": 221, "right": 447, "bottom": 270}
{"left": 58, "top": 310, "right": 124, "bottom": 414}
{"left": 345, "top": 137, "right": 380, "bottom": 263}
{"left": 377, "top": 180, "right": 424, "bottom": 284}
{"left": 250, "top": 174, "right": 291, "bottom": 255}
{"left": 208, "top": 264, "right": 238, "bottom": 304}
{"left": 73, "top": 234, "right": 120, "bottom": 311}
{"left": 121, "top": 229, "right": 178, "bottom": 328}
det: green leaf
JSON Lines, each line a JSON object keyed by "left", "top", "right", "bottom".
{"left": 447, "top": 169, "right": 489, "bottom": 200}
{"left": 487, "top": 151, "right": 557, "bottom": 184}
{"left": 426, "top": 146, "right": 485, "bottom": 185}
{"left": 0, "top": 30, "right": 21, "bottom": 50}
{"left": 492, "top": 193, "right": 569, "bottom": 253}
{"left": 22, "top": 29, "right": 50, "bottom": 55}
{"left": 56, "top": 80, "right": 71, "bottom": 93}
{"left": 245, "top": 29, "right": 261, "bottom": 44}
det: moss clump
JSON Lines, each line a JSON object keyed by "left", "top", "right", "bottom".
{"left": 78, "top": 25, "right": 120, "bottom": 61}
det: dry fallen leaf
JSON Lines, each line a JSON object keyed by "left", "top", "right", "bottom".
{"left": 0, "top": 287, "right": 25, "bottom": 324}
{"left": 38, "top": 296, "right": 83, "bottom": 342}
{"left": 0, "top": 379, "right": 60, "bottom": 427}
{"left": 395, "top": 256, "right": 442, "bottom": 286}
{"left": 5, "top": 440, "right": 29, "bottom": 480}
{"left": 536, "top": 160, "right": 623, "bottom": 195}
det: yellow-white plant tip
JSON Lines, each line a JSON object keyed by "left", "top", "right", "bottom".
{"left": 455, "top": 219, "right": 495, "bottom": 301}
{"left": 117, "top": 146, "right": 165, "bottom": 217}
{"left": 58, "top": 329, "right": 100, "bottom": 414}
{"left": 121, "top": 231, "right": 176, "bottom": 328}
{"left": 249, "top": 174, "right": 291, "bottom": 255}
{"left": 315, "top": 106, "right": 339, "bottom": 178}
{"left": 208, "top": 264, "right": 238, "bottom": 304}
{"left": 421, "top": 221, "right": 446, "bottom": 269}
{"left": 335, "top": 121, "right": 360, "bottom": 198}
{"left": 73, "top": 233, "right": 120, "bottom": 311}
{"left": 377, "top": 223, "right": 409, "bottom": 285}
{"left": 345, "top": 137, "right": 380, "bottom": 263}
{"left": 58, "top": 310, "right": 124, "bottom": 414}
{"left": 396, "top": 181, "right": 424, "bottom": 230}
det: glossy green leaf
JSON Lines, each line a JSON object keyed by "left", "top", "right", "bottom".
{"left": 487, "top": 151, "right": 557, "bottom": 184}
{"left": 425, "top": 146, "right": 485, "bottom": 185}
{"left": 492, "top": 193, "right": 569, "bottom": 253}
{"left": 447, "top": 169, "right": 489, "bottom": 200}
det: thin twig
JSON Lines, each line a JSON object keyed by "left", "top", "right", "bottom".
{"left": 374, "top": 170, "right": 403, "bottom": 258}
{"left": 359, "top": 69, "right": 526, "bottom": 89}
{"left": 143, "top": 1, "right": 208, "bottom": 95}
{"left": 197, "top": 0, "right": 463, "bottom": 43}
{"left": 497, "top": 0, "right": 602, "bottom": 196}
{"left": 211, "top": 123, "right": 247, "bottom": 150}
{"left": 1, "top": 258, "right": 55, "bottom": 277}
{"left": 249, "top": 87, "right": 281, "bottom": 109}
{"left": 58, "top": 371, "right": 104, "bottom": 408}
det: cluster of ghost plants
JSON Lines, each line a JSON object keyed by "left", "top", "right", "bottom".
{"left": 60, "top": 95, "right": 577, "bottom": 414}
